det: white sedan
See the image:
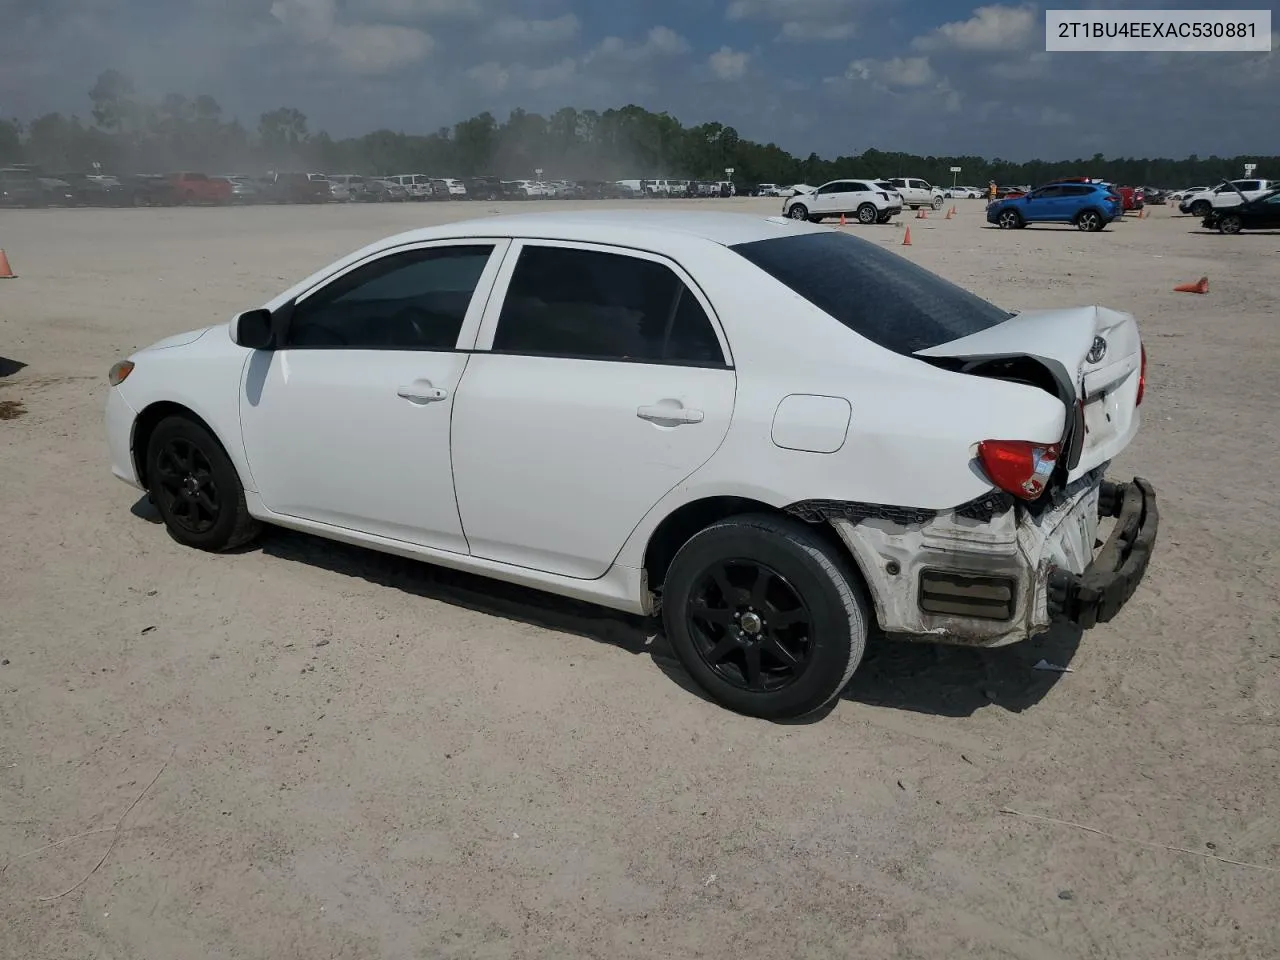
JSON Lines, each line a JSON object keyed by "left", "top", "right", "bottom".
{"left": 945, "top": 185, "right": 983, "bottom": 199}
{"left": 104, "top": 210, "right": 1158, "bottom": 719}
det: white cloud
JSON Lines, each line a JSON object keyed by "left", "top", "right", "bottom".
{"left": 485, "top": 14, "right": 580, "bottom": 45}
{"left": 846, "top": 55, "right": 934, "bottom": 87}
{"left": 351, "top": 0, "right": 493, "bottom": 20}
{"left": 780, "top": 21, "right": 857, "bottom": 41}
{"left": 332, "top": 23, "right": 433, "bottom": 72}
{"left": 709, "top": 46, "right": 750, "bottom": 81}
{"left": 912, "top": 3, "right": 1037, "bottom": 53}
{"left": 270, "top": 0, "right": 433, "bottom": 72}
{"left": 588, "top": 25, "right": 691, "bottom": 63}
{"left": 465, "top": 60, "right": 510, "bottom": 94}
{"left": 726, "top": 0, "right": 870, "bottom": 42}
{"left": 464, "top": 56, "right": 578, "bottom": 95}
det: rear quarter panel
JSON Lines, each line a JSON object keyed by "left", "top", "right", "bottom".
{"left": 613, "top": 240, "right": 1065, "bottom": 568}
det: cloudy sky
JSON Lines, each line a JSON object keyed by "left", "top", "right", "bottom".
{"left": 2, "top": 0, "right": 1276, "bottom": 160}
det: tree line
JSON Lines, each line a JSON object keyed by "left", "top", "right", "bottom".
{"left": 0, "top": 69, "right": 1271, "bottom": 188}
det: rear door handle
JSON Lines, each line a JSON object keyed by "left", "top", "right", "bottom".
{"left": 397, "top": 383, "right": 448, "bottom": 403}
{"left": 637, "top": 403, "right": 704, "bottom": 425}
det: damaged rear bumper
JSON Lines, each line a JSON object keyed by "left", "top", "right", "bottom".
{"left": 818, "top": 474, "right": 1158, "bottom": 647}
{"left": 1046, "top": 478, "right": 1158, "bottom": 629}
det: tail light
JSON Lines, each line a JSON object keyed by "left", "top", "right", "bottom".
{"left": 1136, "top": 344, "right": 1147, "bottom": 406}
{"left": 977, "top": 440, "right": 1060, "bottom": 500}
{"left": 1105, "top": 194, "right": 1121, "bottom": 203}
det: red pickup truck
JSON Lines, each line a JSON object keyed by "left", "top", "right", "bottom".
{"left": 169, "top": 172, "right": 231, "bottom": 205}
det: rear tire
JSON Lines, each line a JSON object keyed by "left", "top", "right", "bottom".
{"left": 857, "top": 203, "right": 877, "bottom": 224}
{"left": 1076, "top": 209, "right": 1104, "bottom": 232}
{"left": 662, "top": 514, "right": 868, "bottom": 719}
{"left": 145, "top": 416, "right": 260, "bottom": 552}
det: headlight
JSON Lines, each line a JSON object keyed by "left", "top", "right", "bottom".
{"left": 108, "top": 360, "right": 135, "bottom": 385}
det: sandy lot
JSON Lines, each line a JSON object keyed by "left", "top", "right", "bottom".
{"left": 2, "top": 197, "right": 1278, "bottom": 959}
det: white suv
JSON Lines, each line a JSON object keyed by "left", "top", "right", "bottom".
{"left": 888, "top": 177, "right": 946, "bottom": 210}
{"left": 783, "top": 179, "right": 903, "bottom": 224}
{"left": 1179, "top": 179, "right": 1274, "bottom": 216}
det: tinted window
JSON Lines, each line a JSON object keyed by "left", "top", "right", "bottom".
{"left": 817, "top": 182, "right": 845, "bottom": 194}
{"left": 492, "top": 245, "right": 725, "bottom": 366}
{"left": 287, "top": 245, "right": 493, "bottom": 350}
{"left": 1063, "top": 185, "right": 1093, "bottom": 196}
{"left": 1033, "top": 186, "right": 1064, "bottom": 198}
{"left": 731, "top": 231, "right": 1013, "bottom": 355}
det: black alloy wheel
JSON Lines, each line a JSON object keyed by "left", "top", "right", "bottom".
{"left": 686, "top": 559, "right": 815, "bottom": 694}
{"left": 662, "top": 513, "right": 868, "bottom": 719}
{"left": 145, "top": 416, "right": 260, "bottom": 551}
{"left": 152, "top": 435, "right": 221, "bottom": 535}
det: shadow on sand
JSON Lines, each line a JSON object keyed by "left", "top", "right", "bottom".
{"left": 135, "top": 498, "right": 1081, "bottom": 722}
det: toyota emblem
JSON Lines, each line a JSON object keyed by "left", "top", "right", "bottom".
{"left": 1087, "top": 336, "right": 1107, "bottom": 364}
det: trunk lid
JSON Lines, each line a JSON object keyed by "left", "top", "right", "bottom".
{"left": 916, "top": 306, "right": 1142, "bottom": 481}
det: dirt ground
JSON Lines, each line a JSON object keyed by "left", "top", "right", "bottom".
{"left": 1, "top": 197, "right": 1278, "bottom": 960}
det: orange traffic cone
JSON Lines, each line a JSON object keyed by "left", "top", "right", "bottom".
{"left": 0, "top": 249, "right": 14, "bottom": 279}
{"left": 1173, "top": 276, "right": 1208, "bottom": 294}
{"left": 902, "top": 226, "right": 912, "bottom": 246}
{"left": 839, "top": 212, "right": 847, "bottom": 226}
{"left": 944, "top": 207, "right": 954, "bottom": 220}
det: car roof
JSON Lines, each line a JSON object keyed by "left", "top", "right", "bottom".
{"left": 369, "top": 209, "right": 822, "bottom": 250}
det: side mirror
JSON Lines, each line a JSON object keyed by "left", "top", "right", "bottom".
{"left": 230, "top": 308, "right": 275, "bottom": 350}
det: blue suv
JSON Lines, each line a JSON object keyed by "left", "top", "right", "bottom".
{"left": 987, "top": 182, "right": 1123, "bottom": 232}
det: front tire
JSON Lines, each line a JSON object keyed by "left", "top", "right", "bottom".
{"left": 857, "top": 203, "right": 877, "bottom": 224}
{"left": 787, "top": 202, "right": 809, "bottom": 221}
{"left": 146, "top": 416, "right": 260, "bottom": 552}
{"left": 1219, "top": 214, "right": 1243, "bottom": 234}
{"left": 931, "top": 195, "right": 944, "bottom": 210}
{"left": 662, "top": 514, "right": 868, "bottom": 719}
{"left": 1190, "top": 200, "right": 1211, "bottom": 218}
{"left": 997, "top": 209, "right": 1022, "bottom": 229}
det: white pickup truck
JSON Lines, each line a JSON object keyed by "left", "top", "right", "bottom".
{"left": 887, "top": 177, "right": 946, "bottom": 210}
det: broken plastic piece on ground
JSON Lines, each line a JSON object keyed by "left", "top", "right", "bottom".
{"left": 1173, "top": 276, "right": 1209, "bottom": 294}
{"left": 1033, "top": 659, "right": 1073, "bottom": 673}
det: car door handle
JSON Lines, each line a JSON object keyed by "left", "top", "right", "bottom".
{"left": 637, "top": 403, "right": 704, "bottom": 425}
{"left": 397, "top": 383, "right": 448, "bottom": 403}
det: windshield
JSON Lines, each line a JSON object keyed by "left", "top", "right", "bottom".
{"left": 730, "top": 230, "right": 1014, "bottom": 355}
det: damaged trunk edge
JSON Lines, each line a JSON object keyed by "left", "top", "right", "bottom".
{"left": 787, "top": 470, "right": 1106, "bottom": 646}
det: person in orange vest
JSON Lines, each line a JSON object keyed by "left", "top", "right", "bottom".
{"left": 987, "top": 180, "right": 998, "bottom": 204}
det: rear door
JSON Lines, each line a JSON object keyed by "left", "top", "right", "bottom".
{"left": 450, "top": 240, "right": 737, "bottom": 579}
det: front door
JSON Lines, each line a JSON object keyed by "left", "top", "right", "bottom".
{"left": 239, "top": 240, "right": 509, "bottom": 552}
{"left": 810, "top": 181, "right": 849, "bottom": 217}
{"left": 450, "top": 240, "right": 737, "bottom": 579}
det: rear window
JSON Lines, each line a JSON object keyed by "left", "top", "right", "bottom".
{"left": 730, "top": 230, "right": 1013, "bottom": 355}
